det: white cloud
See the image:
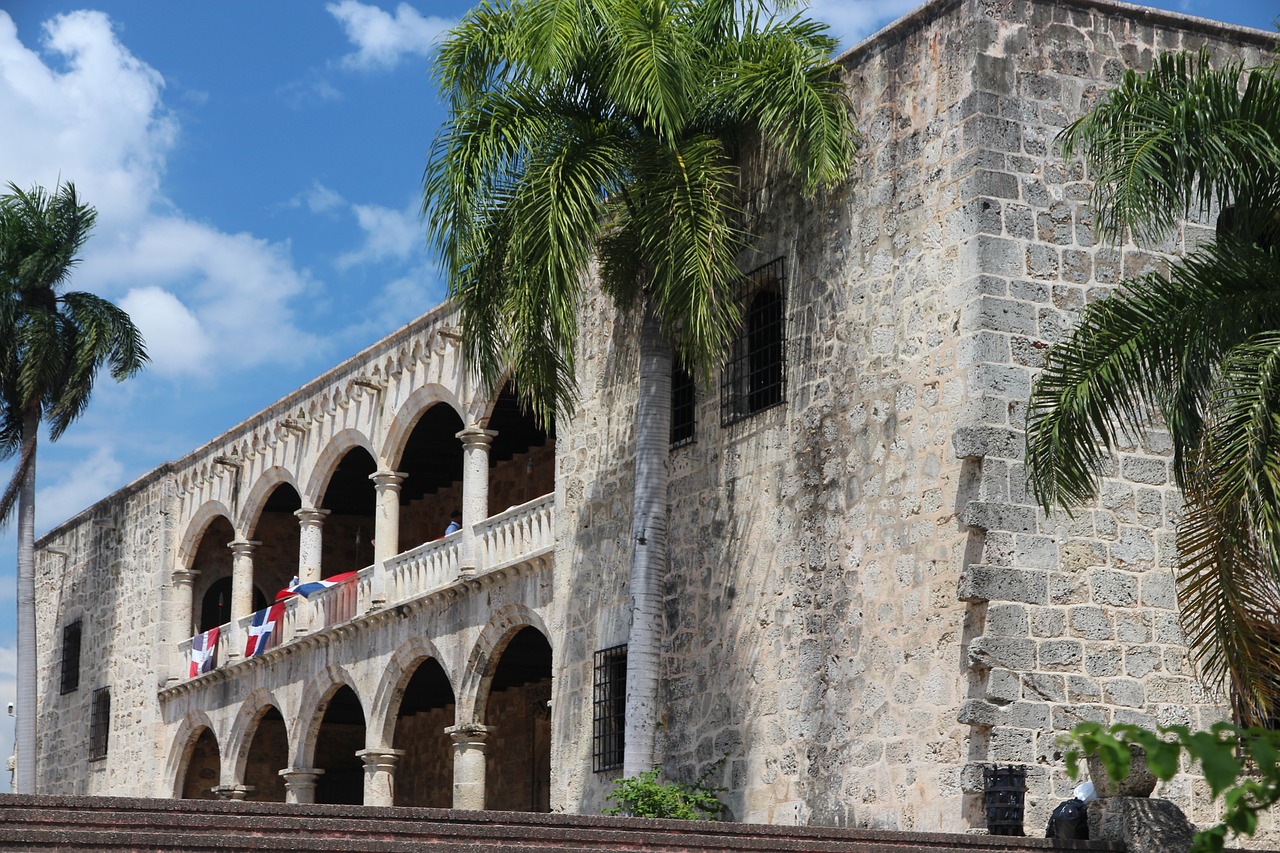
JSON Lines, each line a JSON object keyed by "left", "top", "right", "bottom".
{"left": 0, "top": 10, "right": 322, "bottom": 379}
{"left": 327, "top": 1, "right": 455, "bottom": 70}
{"left": 337, "top": 199, "right": 423, "bottom": 269}
{"left": 298, "top": 181, "right": 347, "bottom": 215}
{"left": 36, "top": 446, "right": 124, "bottom": 527}
{"left": 804, "top": 0, "right": 921, "bottom": 48}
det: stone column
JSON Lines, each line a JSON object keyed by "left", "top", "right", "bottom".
{"left": 369, "top": 471, "right": 407, "bottom": 564}
{"left": 228, "top": 540, "right": 260, "bottom": 620}
{"left": 167, "top": 567, "right": 198, "bottom": 685}
{"left": 446, "top": 723, "right": 491, "bottom": 811}
{"left": 279, "top": 768, "right": 324, "bottom": 804}
{"left": 357, "top": 747, "right": 405, "bottom": 806}
{"left": 456, "top": 427, "right": 497, "bottom": 573}
{"left": 295, "top": 508, "right": 330, "bottom": 584}
{"left": 212, "top": 784, "right": 252, "bottom": 800}
{"left": 225, "top": 540, "right": 259, "bottom": 662}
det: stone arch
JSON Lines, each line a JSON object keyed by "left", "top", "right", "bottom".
{"left": 175, "top": 501, "right": 236, "bottom": 571}
{"left": 458, "top": 604, "right": 552, "bottom": 723}
{"left": 302, "top": 428, "right": 378, "bottom": 508}
{"left": 294, "top": 665, "right": 365, "bottom": 770}
{"left": 224, "top": 687, "right": 287, "bottom": 782}
{"left": 164, "top": 710, "right": 220, "bottom": 799}
{"left": 239, "top": 466, "right": 302, "bottom": 537}
{"left": 371, "top": 636, "right": 458, "bottom": 807}
{"left": 380, "top": 384, "right": 465, "bottom": 469}
{"left": 368, "top": 635, "right": 453, "bottom": 748}
{"left": 226, "top": 689, "right": 291, "bottom": 803}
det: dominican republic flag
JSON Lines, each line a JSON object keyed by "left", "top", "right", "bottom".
{"left": 284, "top": 571, "right": 358, "bottom": 599}
{"left": 244, "top": 602, "right": 286, "bottom": 657}
{"left": 188, "top": 627, "right": 220, "bottom": 678}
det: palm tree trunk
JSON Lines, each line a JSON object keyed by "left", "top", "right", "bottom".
{"left": 623, "top": 305, "right": 672, "bottom": 777}
{"left": 15, "top": 406, "right": 37, "bottom": 793}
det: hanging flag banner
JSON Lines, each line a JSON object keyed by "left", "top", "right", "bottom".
{"left": 188, "top": 626, "right": 220, "bottom": 678}
{"left": 284, "top": 571, "right": 359, "bottom": 599}
{"left": 244, "top": 602, "right": 286, "bottom": 657}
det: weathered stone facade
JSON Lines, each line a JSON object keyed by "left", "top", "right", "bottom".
{"left": 29, "top": 0, "right": 1278, "bottom": 842}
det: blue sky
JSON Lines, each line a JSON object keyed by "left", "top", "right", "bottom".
{"left": 0, "top": 0, "right": 1275, "bottom": 791}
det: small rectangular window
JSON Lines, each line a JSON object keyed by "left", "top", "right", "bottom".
{"left": 670, "top": 363, "right": 695, "bottom": 448}
{"left": 89, "top": 687, "right": 110, "bottom": 761}
{"left": 60, "top": 621, "right": 82, "bottom": 694}
{"left": 593, "top": 645, "right": 627, "bottom": 772}
{"left": 721, "top": 257, "right": 787, "bottom": 426}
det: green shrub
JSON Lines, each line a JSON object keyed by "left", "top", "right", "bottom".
{"left": 603, "top": 767, "right": 726, "bottom": 820}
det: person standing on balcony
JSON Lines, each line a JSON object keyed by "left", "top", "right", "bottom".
{"left": 444, "top": 510, "right": 462, "bottom": 536}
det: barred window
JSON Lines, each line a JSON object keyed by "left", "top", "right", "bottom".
{"left": 670, "top": 362, "right": 695, "bottom": 448}
{"left": 593, "top": 645, "right": 626, "bottom": 772}
{"left": 721, "top": 257, "right": 786, "bottom": 426}
{"left": 89, "top": 687, "right": 110, "bottom": 761}
{"left": 60, "top": 620, "right": 82, "bottom": 694}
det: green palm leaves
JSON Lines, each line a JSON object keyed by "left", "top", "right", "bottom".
{"left": 0, "top": 182, "right": 148, "bottom": 516}
{"left": 1027, "top": 52, "right": 1280, "bottom": 721}
{"left": 423, "top": 0, "right": 858, "bottom": 423}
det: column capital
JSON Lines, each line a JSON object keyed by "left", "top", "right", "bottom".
{"left": 456, "top": 426, "right": 498, "bottom": 448}
{"left": 227, "top": 539, "right": 261, "bottom": 557}
{"left": 212, "top": 783, "right": 253, "bottom": 800}
{"left": 445, "top": 723, "right": 493, "bottom": 744}
{"left": 171, "top": 567, "right": 199, "bottom": 587}
{"left": 294, "top": 507, "right": 332, "bottom": 526}
{"left": 356, "top": 747, "right": 405, "bottom": 768}
{"left": 369, "top": 470, "right": 408, "bottom": 491}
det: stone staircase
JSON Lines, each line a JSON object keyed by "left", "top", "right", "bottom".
{"left": 0, "top": 795, "right": 1120, "bottom": 852}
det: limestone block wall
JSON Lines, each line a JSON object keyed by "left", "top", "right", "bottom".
{"left": 32, "top": 471, "right": 175, "bottom": 794}
{"left": 946, "top": 0, "right": 1276, "bottom": 837}
{"left": 552, "top": 0, "right": 1278, "bottom": 837}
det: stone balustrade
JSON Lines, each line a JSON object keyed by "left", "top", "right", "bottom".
{"left": 179, "top": 492, "right": 554, "bottom": 681}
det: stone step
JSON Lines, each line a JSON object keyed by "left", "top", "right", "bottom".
{"left": 0, "top": 795, "right": 1122, "bottom": 853}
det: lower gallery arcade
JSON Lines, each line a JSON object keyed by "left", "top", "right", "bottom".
{"left": 169, "top": 623, "right": 554, "bottom": 810}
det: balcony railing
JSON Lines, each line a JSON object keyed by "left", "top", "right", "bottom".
{"left": 180, "top": 492, "right": 554, "bottom": 681}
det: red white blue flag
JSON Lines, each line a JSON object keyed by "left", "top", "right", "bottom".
{"left": 284, "top": 571, "right": 358, "bottom": 599}
{"left": 188, "top": 626, "right": 220, "bottom": 678}
{"left": 244, "top": 602, "right": 286, "bottom": 657}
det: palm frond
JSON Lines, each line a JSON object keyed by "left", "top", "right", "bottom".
{"left": 1027, "top": 238, "right": 1280, "bottom": 510}
{"left": 1060, "top": 51, "right": 1280, "bottom": 243}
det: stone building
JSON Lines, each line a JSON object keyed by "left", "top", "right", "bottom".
{"left": 28, "top": 0, "right": 1278, "bottom": 838}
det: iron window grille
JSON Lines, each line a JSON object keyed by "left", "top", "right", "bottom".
{"left": 89, "top": 687, "right": 110, "bottom": 761}
{"left": 721, "top": 257, "right": 787, "bottom": 426}
{"left": 60, "top": 620, "right": 82, "bottom": 694}
{"left": 593, "top": 644, "right": 627, "bottom": 772}
{"left": 671, "top": 362, "right": 695, "bottom": 448}
{"left": 983, "top": 765, "right": 1026, "bottom": 836}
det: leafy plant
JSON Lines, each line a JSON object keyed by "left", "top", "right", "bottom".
{"left": 603, "top": 767, "right": 726, "bottom": 820}
{"left": 1063, "top": 721, "right": 1280, "bottom": 852}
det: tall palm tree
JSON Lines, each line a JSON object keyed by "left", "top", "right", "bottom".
{"left": 1025, "top": 51, "right": 1280, "bottom": 722}
{"left": 0, "top": 182, "right": 148, "bottom": 792}
{"left": 424, "top": 0, "right": 857, "bottom": 774}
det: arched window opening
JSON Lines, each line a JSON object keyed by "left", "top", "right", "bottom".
{"left": 486, "top": 383, "right": 555, "bottom": 515}
{"left": 320, "top": 449, "right": 378, "bottom": 574}
{"left": 243, "top": 706, "right": 288, "bottom": 802}
{"left": 395, "top": 404, "right": 465, "bottom": 548}
{"left": 391, "top": 659, "right": 455, "bottom": 806}
{"left": 180, "top": 728, "right": 220, "bottom": 799}
{"left": 250, "top": 484, "right": 302, "bottom": 599}
{"left": 199, "top": 577, "right": 266, "bottom": 634}
{"left": 313, "top": 685, "right": 366, "bottom": 804}
{"left": 190, "top": 516, "right": 244, "bottom": 634}
{"left": 484, "top": 626, "right": 552, "bottom": 812}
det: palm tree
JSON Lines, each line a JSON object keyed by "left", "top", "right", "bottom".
{"left": 1025, "top": 51, "right": 1280, "bottom": 722}
{"left": 423, "top": 0, "right": 857, "bottom": 774}
{"left": 0, "top": 182, "right": 148, "bottom": 792}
